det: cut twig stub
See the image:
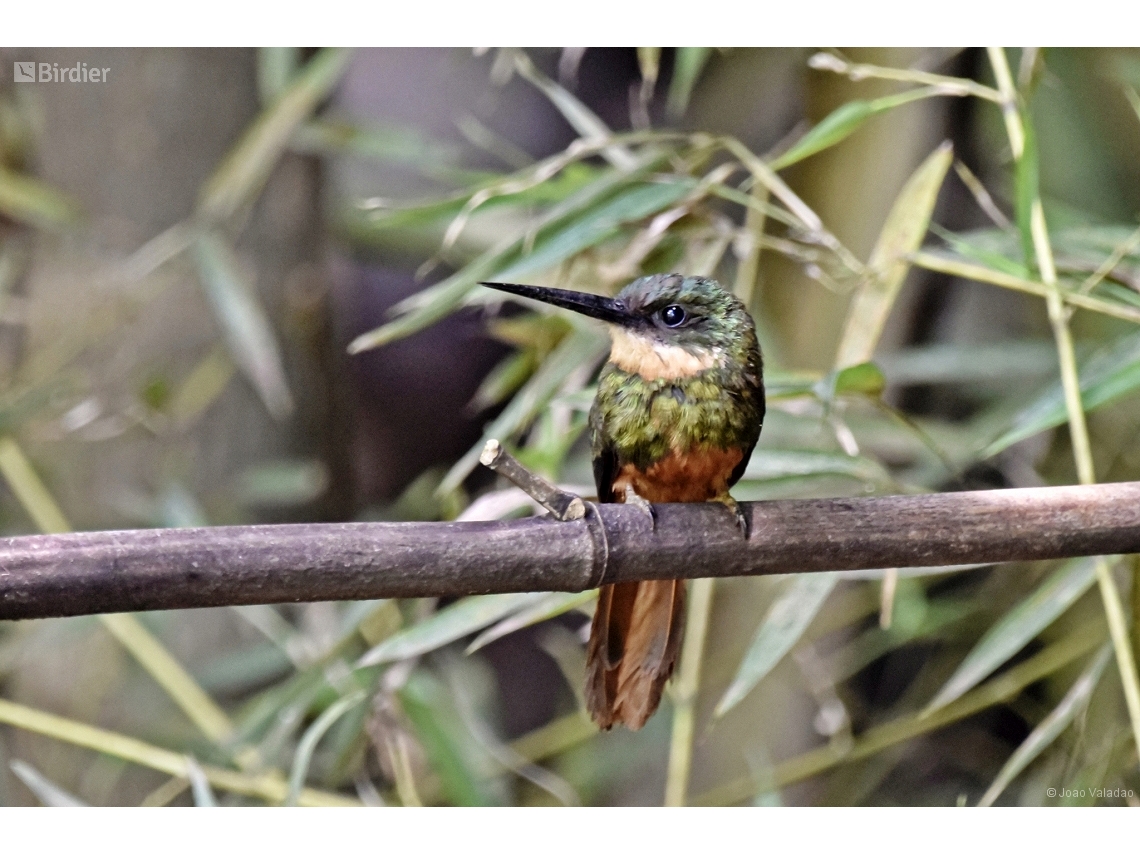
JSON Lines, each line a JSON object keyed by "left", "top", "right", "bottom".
{"left": 479, "top": 439, "right": 586, "bottom": 521}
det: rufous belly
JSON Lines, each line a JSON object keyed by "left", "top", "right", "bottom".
{"left": 612, "top": 445, "right": 744, "bottom": 503}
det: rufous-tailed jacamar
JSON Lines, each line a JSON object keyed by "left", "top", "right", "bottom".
{"left": 482, "top": 274, "right": 764, "bottom": 730}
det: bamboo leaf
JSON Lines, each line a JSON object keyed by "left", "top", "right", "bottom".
{"left": 185, "top": 756, "right": 218, "bottom": 807}
{"left": 813, "top": 361, "right": 886, "bottom": 403}
{"left": 835, "top": 141, "right": 953, "bottom": 368}
{"left": 636, "top": 47, "right": 661, "bottom": 90}
{"left": 697, "top": 621, "right": 1105, "bottom": 805}
{"left": 466, "top": 591, "right": 596, "bottom": 654}
{"left": 295, "top": 118, "right": 465, "bottom": 172}
{"left": 469, "top": 351, "right": 537, "bottom": 412}
{"left": 347, "top": 152, "right": 670, "bottom": 353}
{"left": 0, "top": 435, "right": 70, "bottom": 533}
{"left": 986, "top": 327, "right": 1140, "bottom": 457}
{"left": 739, "top": 449, "right": 891, "bottom": 485}
{"left": 715, "top": 573, "right": 839, "bottom": 717}
{"left": 930, "top": 224, "right": 1030, "bottom": 279}
{"left": 772, "top": 88, "right": 951, "bottom": 173}
{"left": 437, "top": 324, "right": 609, "bottom": 495}
{"left": 399, "top": 668, "right": 506, "bottom": 805}
{"left": 285, "top": 691, "right": 366, "bottom": 806}
{"left": 770, "top": 101, "right": 877, "bottom": 171}
{"left": 877, "top": 340, "right": 1055, "bottom": 386}
{"left": 0, "top": 168, "right": 81, "bottom": 230}
{"left": 10, "top": 759, "right": 87, "bottom": 806}
{"left": 235, "top": 458, "right": 329, "bottom": 507}
{"left": 667, "top": 47, "right": 713, "bottom": 119}
{"left": 257, "top": 47, "right": 302, "bottom": 105}
{"left": 978, "top": 643, "right": 1112, "bottom": 807}
{"left": 1013, "top": 96, "right": 1039, "bottom": 267}
{"left": 168, "top": 346, "right": 236, "bottom": 427}
{"left": 358, "top": 593, "right": 547, "bottom": 667}
{"left": 192, "top": 232, "right": 294, "bottom": 420}
{"left": 0, "top": 437, "right": 238, "bottom": 748}
{"left": 912, "top": 250, "right": 1140, "bottom": 326}
{"left": 0, "top": 697, "right": 356, "bottom": 806}
{"left": 198, "top": 47, "right": 352, "bottom": 223}
{"left": 512, "top": 50, "right": 636, "bottom": 170}
{"left": 498, "top": 181, "right": 694, "bottom": 281}
{"left": 925, "top": 557, "right": 1099, "bottom": 713}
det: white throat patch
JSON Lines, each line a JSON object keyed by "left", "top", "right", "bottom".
{"left": 608, "top": 327, "right": 718, "bottom": 381}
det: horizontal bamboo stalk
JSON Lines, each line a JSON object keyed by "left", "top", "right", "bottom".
{"left": 1, "top": 481, "right": 1139, "bottom": 620}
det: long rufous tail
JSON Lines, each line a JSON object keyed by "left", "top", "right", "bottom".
{"left": 584, "top": 578, "right": 686, "bottom": 730}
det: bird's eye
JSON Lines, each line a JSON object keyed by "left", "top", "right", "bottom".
{"left": 660, "top": 305, "right": 687, "bottom": 327}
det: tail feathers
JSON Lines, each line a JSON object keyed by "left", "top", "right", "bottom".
{"left": 585, "top": 579, "right": 686, "bottom": 730}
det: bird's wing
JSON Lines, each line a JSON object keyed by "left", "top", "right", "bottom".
{"left": 727, "top": 376, "right": 766, "bottom": 489}
{"left": 589, "top": 400, "right": 618, "bottom": 503}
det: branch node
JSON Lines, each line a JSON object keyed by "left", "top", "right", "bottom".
{"left": 479, "top": 439, "right": 586, "bottom": 521}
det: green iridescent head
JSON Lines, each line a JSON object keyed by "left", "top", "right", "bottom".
{"left": 609, "top": 273, "right": 753, "bottom": 353}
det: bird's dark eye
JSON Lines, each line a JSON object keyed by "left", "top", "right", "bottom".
{"left": 660, "top": 305, "right": 687, "bottom": 327}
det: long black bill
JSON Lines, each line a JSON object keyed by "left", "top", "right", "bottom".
{"left": 480, "top": 282, "right": 633, "bottom": 327}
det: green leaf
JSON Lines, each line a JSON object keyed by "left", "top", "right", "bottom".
{"left": 835, "top": 141, "right": 953, "bottom": 368}
{"left": 929, "top": 224, "right": 1030, "bottom": 279}
{"left": 512, "top": 50, "right": 636, "bottom": 170}
{"left": 468, "top": 350, "right": 537, "bottom": 412}
{"left": 829, "top": 596, "right": 976, "bottom": 684}
{"left": 292, "top": 118, "right": 461, "bottom": 169}
{"left": 985, "top": 327, "right": 1140, "bottom": 457}
{"left": 977, "top": 643, "right": 1112, "bottom": 807}
{"left": 813, "top": 361, "right": 886, "bottom": 403}
{"left": 0, "top": 167, "right": 81, "bottom": 230}
{"left": 343, "top": 161, "right": 601, "bottom": 242}
{"left": 739, "top": 449, "right": 891, "bottom": 485}
{"left": 234, "top": 459, "right": 329, "bottom": 507}
{"left": 358, "top": 593, "right": 546, "bottom": 666}
{"left": 925, "top": 557, "right": 1098, "bottom": 713}
{"left": 346, "top": 151, "right": 671, "bottom": 353}
{"left": 399, "top": 669, "right": 506, "bottom": 805}
{"left": 192, "top": 232, "right": 294, "bottom": 420}
{"left": 437, "top": 324, "right": 609, "bottom": 495}
{"left": 1014, "top": 106, "right": 1040, "bottom": 267}
{"left": 636, "top": 47, "right": 661, "bottom": 89}
{"left": 466, "top": 591, "right": 596, "bottom": 654}
{"left": 667, "top": 47, "right": 713, "bottom": 119}
{"left": 504, "top": 181, "right": 694, "bottom": 281}
{"left": 285, "top": 691, "right": 366, "bottom": 806}
{"left": 198, "top": 47, "right": 352, "bottom": 223}
{"left": 834, "top": 361, "right": 886, "bottom": 396}
{"left": 877, "top": 340, "right": 1056, "bottom": 386}
{"left": 257, "top": 47, "right": 302, "bottom": 105}
{"left": 770, "top": 101, "right": 877, "bottom": 171}
{"left": 715, "top": 573, "right": 839, "bottom": 717}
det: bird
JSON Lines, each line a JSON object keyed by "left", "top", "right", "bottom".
{"left": 481, "top": 274, "right": 764, "bottom": 730}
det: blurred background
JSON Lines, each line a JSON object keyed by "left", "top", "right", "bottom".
{"left": 0, "top": 46, "right": 1139, "bottom": 806}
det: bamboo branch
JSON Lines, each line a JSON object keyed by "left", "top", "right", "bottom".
{"left": 2, "top": 482, "right": 1140, "bottom": 620}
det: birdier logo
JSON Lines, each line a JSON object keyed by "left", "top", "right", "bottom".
{"left": 13, "top": 61, "right": 109, "bottom": 83}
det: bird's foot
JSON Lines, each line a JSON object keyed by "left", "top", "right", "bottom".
{"left": 711, "top": 494, "right": 750, "bottom": 540}
{"left": 623, "top": 486, "right": 657, "bottom": 531}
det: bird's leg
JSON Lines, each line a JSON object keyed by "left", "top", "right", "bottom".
{"left": 622, "top": 485, "right": 657, "bottom": 531}
{"left": 710, "top": 493, "right": 750, "bottom": 539}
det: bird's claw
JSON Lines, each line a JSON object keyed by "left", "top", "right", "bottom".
{"left": 712, "top": 494, "right": 750, "bottom": 540}
{"left": 623, "top": 487, "right": 657, "bottom": 531}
